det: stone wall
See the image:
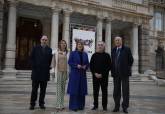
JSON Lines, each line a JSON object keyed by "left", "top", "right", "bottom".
{"left": 139, "top": 25, "right": 150, "bottom": 73}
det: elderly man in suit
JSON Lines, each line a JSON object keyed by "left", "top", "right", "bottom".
{"left": 111, "top": 36, "right": 133, "bottom": 113}
{"left": 29, "top": 35, "right": 52, "bottom": 110}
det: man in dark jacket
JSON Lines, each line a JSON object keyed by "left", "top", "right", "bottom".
{"left": 90, "top": 41, "right": 111, "bottom": 111}
{"left": 29, "top": 35, "right": 52, "bottom": 110}
{"left": 111, "top": 36, "right": 133, "bottom": 113}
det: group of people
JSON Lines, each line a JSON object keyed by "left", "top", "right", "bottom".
{"left": 29, "top": 35, "right": 134, "bottom": 114}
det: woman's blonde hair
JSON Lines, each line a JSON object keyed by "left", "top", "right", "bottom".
{"left": 59, "top": 40, "right": 68, "bottom": 53}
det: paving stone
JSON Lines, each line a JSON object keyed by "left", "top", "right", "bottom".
{"left": 0, "top": 79, "right": 165, "bottom": 114}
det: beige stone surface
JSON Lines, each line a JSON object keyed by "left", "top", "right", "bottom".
{"left": 0, "top": 78, "right": 165, "bottom": 114}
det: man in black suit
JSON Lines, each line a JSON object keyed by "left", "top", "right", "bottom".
{"left": 29, "top": 35, "right": 52, "bottom": 110}
{"left": 111, "top": 36, "right": 133, "bottom": 113}
{"left": 90, "top": 41, "right": 111, "bottom": 111}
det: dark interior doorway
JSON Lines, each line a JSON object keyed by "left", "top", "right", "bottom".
{"left": 15, "top": 17, "right": 42, "bottom": 70}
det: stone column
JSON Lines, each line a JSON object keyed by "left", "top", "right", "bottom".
{"left": 3, "top": 1, "right": 17, "bottom": 77}
{"left": 0, "top": 3, "right": 3, "bottom": 70}
{"left": 51, "top": 8, "right": 60, "bottom": 50}
{"left": 96, "top": 17, "right": 103, "bottom": 44}
{"left": 105, "top": 18, "right": 112, "bottom": 54}
{"left": 132, "top": 24, "right": 139, "bottom": 75}
{"left": 62, "top": 9, "right": 71, "bottom": 49}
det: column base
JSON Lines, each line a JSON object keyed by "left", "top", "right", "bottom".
{"left": 132, "top": 59, "right": 139, "bottom": 76}
{"left": 132, "top": 71, "right": 139, "bottom": 76}
{"left": 1, "top": 69, "right": 17, "bottom": 80}
{"left": 139, "top": 70, "right": 155, "bottom": 81}
{"left": 132, "top": 66, "right": 139, "bottom": 77}
{"left": 140, "top": 73, "right": 150, "bottom": 81}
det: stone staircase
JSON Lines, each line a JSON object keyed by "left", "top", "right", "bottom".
{"left": 0, "top": 70, "right": 154, "bottom": 83}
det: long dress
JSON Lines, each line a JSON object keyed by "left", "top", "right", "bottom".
{"left": 67, "top": 50, "right": 89, "bottom": 110}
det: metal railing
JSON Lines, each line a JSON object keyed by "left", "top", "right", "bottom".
{"left": 112, "top": 0, "right": 137, "bottom": 11}
{"left": 149, "top": 0, "right": 165, "bottom": 4}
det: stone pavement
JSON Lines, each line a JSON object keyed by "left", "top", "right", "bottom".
{"left": 0, "top": 78, "right": 165, "bottom": 114}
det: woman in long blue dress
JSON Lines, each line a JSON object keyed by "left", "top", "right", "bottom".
{"left": 67, "top": 41, "right": 89, "bottom": 111}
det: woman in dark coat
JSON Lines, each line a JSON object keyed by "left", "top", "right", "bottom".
{"left": 67, "top": 41, "right": 89, "bottom": 111}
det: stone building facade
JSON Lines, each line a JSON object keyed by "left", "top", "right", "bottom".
{"left": 0, "top": 0, "right": 164, "bottom": 78}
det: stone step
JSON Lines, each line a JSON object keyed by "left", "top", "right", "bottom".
{"left": 0, "top": 79, "right": 155, "bottom": 95}
{"left": 0, "top": 70, "right": 154, "bottom": 82}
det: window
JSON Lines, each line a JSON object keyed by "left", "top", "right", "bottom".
{"left": 155, "top": 12, "right": 163, "bottom": 31}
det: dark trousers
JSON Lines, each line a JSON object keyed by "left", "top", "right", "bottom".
{"left": 92, "top": 76, "right": 108, "bottom": 109}
{"left": 113, "top": 76, "right": 129, "bottom": 109}
{"left": 30, "top": 81, "right": 47, "bottom": 106}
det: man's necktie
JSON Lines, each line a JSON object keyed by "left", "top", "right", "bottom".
{"left": 116, "top": 48, "right": 120, "bottom": 60}
{"left": 115, "top": 48, "right": 121, "bottom": 69}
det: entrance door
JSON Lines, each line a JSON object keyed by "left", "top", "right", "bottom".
{"left": 15, "top": 17, "right": 42, "bottom": 70}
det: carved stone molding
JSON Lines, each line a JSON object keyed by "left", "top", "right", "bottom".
{"left": 105, "top": 16, "right": 113, "bottom": 23}
{"left": 96, "top": 16, "right": 104, "bottom": 21}
{"left": 8, "top": 0, "right": 18, "bottom": 7}
{"left": 52, "top": 7, "right": 61, "bottom": 14}
{"left": 63, "top": 9, "right": 72, "bottom": 17}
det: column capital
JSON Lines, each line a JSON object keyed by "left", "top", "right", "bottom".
{"left": 133, "top": 22, "right": 140, "bottom": 26}
{"left": 52, "top": 7, "right": 61, "bottom": 14}
{"left": 105, "top": 17, "right": 113, "bottom": 23}
{"left": 63, "top": 9, "right": 72, "bottom": 17}
{"left": 8, "top": 0, "right": 18, "bottom": 7}
{"left": 133, "top": 23, "right": 139, "bottom": 29}
{"left": 97, "top": 16, "right": 104, "bottom": 21}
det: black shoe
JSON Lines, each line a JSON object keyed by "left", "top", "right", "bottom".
{"left": 29, "top": 106, "right": 35, "bottom": 110}
{"left": 123, "top": 109, "right": 128, "bottom": 113}
{"left": 91, "top": 106, "right": 98, "bottom": 110}
{"left": 39, "top": 105, "right": 46, "bottom": 109}
{"left": 112, "top": 108, "right": 119, "bottom": 112}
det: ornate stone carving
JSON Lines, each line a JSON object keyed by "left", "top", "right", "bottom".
{"left": 63, "top": 9, "right": 72, "bottom": 17}
{"left": 8, "top": 0, "right": 18, "bottom": 7}
{"left": 105, "top": 16, "right": 112, "bottom": 22}
{"left": 52, "top": 7, "right": 61, "bottom": 14}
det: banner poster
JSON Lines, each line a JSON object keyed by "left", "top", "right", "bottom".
{"left": 72, "top": 29, "right": 95, "bottom": 60}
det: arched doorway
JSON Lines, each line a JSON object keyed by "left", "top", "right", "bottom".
{"left": 15, "top": 17, "right": 42, "bottom": 70}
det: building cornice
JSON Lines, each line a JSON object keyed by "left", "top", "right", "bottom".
{"left": 16, "top": 0, "right": 152, "bottom": 25}
{"left": 149, "top": 1, "right": 165, "bottom": 8}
